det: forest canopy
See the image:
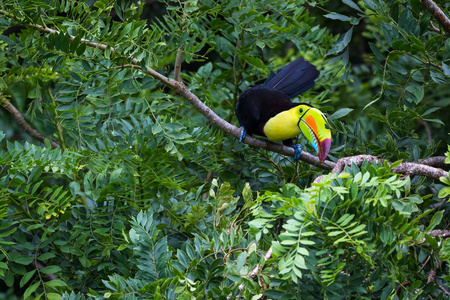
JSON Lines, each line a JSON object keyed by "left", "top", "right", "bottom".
{"left": 0, "top": 0, "right": 449, "bottom": 299}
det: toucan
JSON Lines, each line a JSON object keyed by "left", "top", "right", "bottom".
{"left": 235, "top": 58, "right": 331, "bottom": 162}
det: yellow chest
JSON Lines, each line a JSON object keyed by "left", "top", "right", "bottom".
{"left": 263, "top": 110, "right": 301, "bottom": 141}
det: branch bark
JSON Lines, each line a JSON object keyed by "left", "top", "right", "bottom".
{"left": 439, "top": 285, "right": 450, "bottom": 296}
{"left": 420, "top": 156, "right": 449, "bottom": 169}
{"left": 422, "top": 0, "right": 450, "bottom": 35}
{"left": 1, "top": 97, "right": 60, "bottom": 149}
{"left": 391, "top": 160, "right": 448, "bottom": 179}
{"left": 330, "top": 155, "right": 448, "bottom": 180}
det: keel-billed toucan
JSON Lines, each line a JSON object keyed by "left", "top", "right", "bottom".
{"left": 235, "top": 58, "right": 331, "bottom": 162}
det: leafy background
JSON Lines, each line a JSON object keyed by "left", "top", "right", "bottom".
{"left": 0, "top": 0, "right": 449, "bottom": 299}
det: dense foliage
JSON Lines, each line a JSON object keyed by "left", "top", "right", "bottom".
{"left": 0, "top": 0, "right": 449, "bottom": 299}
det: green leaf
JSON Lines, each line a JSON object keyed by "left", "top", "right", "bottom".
{"left": 342, "top": 28, "right": 353, "bottom": 48}
{"left": 14, "top": 255, "right": 34, "bottom": 265}
{"left": 340, "top": 214, "right": 355, "bottom": 227}
{"left": 236, "top": 252, "right": 247, "bottom": 272}
{"left": 20, "top": 270, "right": 36, "bottom": 288}
{"left": 76, "top": 42, "right": 86, "bottom": 56}
{"left": 37, "top": 253, "right": 56, "bottom": 261}
{"left": 23, "top": 281, "right": 40, "bottom": 299}
{"left": 348, "top": 224, "right": 366, "bottom": 234}
{"left": 27, "top": 224, "right": 45, "bottom": 231}
{"left": 328, "top": 231, "right": 343, "bottom": 237}
{"left": 424, "top": 118, "right": 444, "bottom": 125}
{"left": 240, "top": 54, "right": 265, "bottom": 69}
{"left": 438, "top": 187, "right": 450, "bottom": 198}
{"left": 331, "top": 108, "right": 353, "bottom": 119}
{"left": 45, "top": 279, "right": 67, "bottom": 288}
{"left": 422, "top": 107, "right": 440, "bottom": 117}
{"left": 443, "top": 63, "right": 450, "bottom": 77}
{"left": 294, "top": 255, "right": 306, "bottom": 269}
{"left": 264, "top": 290, "right": 287, "bottom": 299}
{"left": 177, "top": 250, "right": 189, "bottom": 269}
{"left": 79, "top": 255, "right": 92, "bottom": 268}
{"left": 69, "top": 181, "right": 80, "bottom": 196}
{"left": 105, "top": 45, "right": 111, "bottom": 59}
{"left": 299, "top": 239, "right": 315, "bottom": 245}
{"left": 281, "top": 239, "right": 298, "bottom": 246}
{"left": 324, "top": 13, "right": 352, "bottom": 22}
{"left": 369, "top": 42, "right": 384, "bottom": 61}
{"left": 427, "top": 211, "right": 443, "bottom": 231}
{"left": 342, "top": 0, "right": 364, "bottom": 13}
{"left": 5, "top": 269, "right": 14, "bottom": 287}
{"left": 46, "top": 293, "right": 62, "bottom": 300}
{"left": 0, "top": 35, "right": 15, "bottom": 46}
{"left": 0, "top": 227, "right": 17, "bottom": 238}
{"left": 118, "top": 23, "right": 132, "bottom": 41}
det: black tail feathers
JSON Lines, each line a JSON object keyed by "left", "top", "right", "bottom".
{"left": 263, "top": 58, "right": 320, "bottom": 99}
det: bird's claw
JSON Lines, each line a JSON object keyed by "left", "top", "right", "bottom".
{"left": 292, "top": 144, "right": 302, "bottom": 162}
{"left": 239, "top": 126, "right": 246, "bottom": 143}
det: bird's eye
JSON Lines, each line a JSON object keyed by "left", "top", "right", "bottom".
{"left": 299, "top": 108, "right": 303, "bottom": 113}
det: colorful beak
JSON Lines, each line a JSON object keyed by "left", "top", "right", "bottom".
{"left": 298, "top": 107, "right": 331, "bottom": 161}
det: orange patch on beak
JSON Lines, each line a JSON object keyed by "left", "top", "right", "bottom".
{"left": 305, "top": 115, "right": 317, "bottom": 133}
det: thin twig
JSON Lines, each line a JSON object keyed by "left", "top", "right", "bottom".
{"left": 429, "top": 21, "right": 442, "bottom": 33}
{"left": 416, "top": 255, "right": 431, "bottom": 275}
{"left": 417, "top": 119, "right": 432, "bottom": 146}
{"left": 439, "top": 285, "right": 450, "bottom": 295}
{"left": 260, "top": 152, "right": 286, "bottom": 183}
{"left": 174, "top": 2, "right": 189, "bottom": 82}
{"left": 1, "top": 97, "right": 60, "bottom": 149}
{"left": 427, "top": 260, "right": 438, "bottom": 283}
{"left": 396, "top": 281, "right": 411, "bottom": 296}
{"left": 174, "top": 45, "right": 185, "bottom": 82}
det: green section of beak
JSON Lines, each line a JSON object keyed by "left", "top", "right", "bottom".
{"left": 298, "top": 107, "right": 331, "bottom": 161}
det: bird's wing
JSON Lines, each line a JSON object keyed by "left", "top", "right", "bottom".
{"left": 264, "top": 58, "right": 320, "bottom": 99}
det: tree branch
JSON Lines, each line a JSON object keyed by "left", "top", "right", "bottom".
{"left": 420, "top": 156, "right": 449, "bottom": 169}
{"left": 14, "top": 22, "right": 331, "bottom": 168}
{"left": 330, "top": 155, "right": 448, "bottom": 180}
{"left": 249, "top": 247, "right": 273, "bottom": 278}
{"left": 428, "top": 229, "right": 450, "bottom": 239}
{"left": 439, "top": 285, "right": 450, "bottom": 296}
{"left": 391, "top": 160, "right": 448, "bottom": 179}
{"left": 1, "top": 97, "right": 60, "bottom": 149}
{"left": 12, "top": 20, "right": 450, "bottom": 180}
{"left": 421, "top": 0, "right": 450, "bottom": 35}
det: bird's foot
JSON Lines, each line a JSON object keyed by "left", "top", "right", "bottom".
{"left": 239, "top": 126, "right": 246, "bottom": 143}
{"left": 292, "top": 144, "right": 302, "bottom": 162}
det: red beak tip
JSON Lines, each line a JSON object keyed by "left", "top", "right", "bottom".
{"left": 319, "top": 138, "right": 332, "bottom": 162}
